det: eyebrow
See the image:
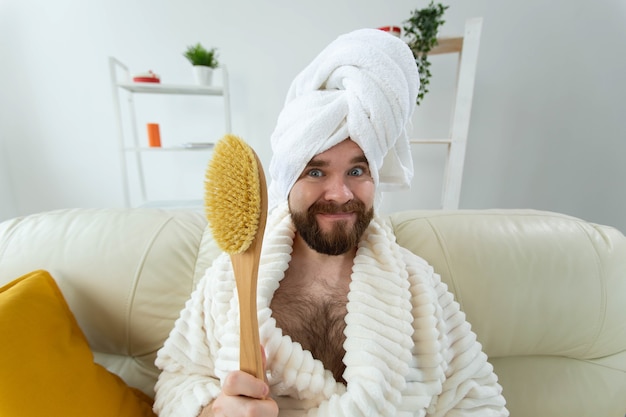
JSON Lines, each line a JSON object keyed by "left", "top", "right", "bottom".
{"left": 352, "top": 155, "right": 368, "bottom": 165}
{"left": 305, "top": 155, "right": 369, "bottom": 168}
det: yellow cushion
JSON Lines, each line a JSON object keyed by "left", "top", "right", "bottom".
{"left": 0, "top": 270, "right": 156, "bottom": 417}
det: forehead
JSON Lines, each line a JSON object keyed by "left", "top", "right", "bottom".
{"left": 307, "top": 139, "right": 368, "bottom": 165}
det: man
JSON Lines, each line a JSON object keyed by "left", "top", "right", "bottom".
{"left": 154, "top": 28, "right": 508, "bottom": 417}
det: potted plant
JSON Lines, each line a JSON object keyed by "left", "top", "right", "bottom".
{"left": 403, "top": 1, "right": 449, "bottom": 105}
{"left": 183, "top": 43, "right": 219, "bottom": 85}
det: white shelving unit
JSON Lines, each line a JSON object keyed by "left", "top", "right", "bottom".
{"left": 109, "top": 57, "right": 231, "bottom": 207}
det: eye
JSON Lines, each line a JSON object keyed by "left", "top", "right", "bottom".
{"left": 307, "top": 169, "right": 323, "bottom": 178}
{"left": 348, "top": 167, "right": 365, "bottom": 176}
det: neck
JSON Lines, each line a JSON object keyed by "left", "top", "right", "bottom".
{"left": 290, "top": 233, "right": 356, "bottom": 286}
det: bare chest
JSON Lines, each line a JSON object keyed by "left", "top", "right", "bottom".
{"left": 270, "top": 280, "right": 348, "bottom": 384}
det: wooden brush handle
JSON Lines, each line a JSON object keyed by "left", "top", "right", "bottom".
{"left": 231, "top": 247, "right": 265, "bottom": 380}
{"left": 231, "top": 151, "right": 267, "bottom": 380}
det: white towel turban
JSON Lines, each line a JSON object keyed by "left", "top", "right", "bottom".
{"left": 268, "top": 28, "right": 419, "bottom": 210}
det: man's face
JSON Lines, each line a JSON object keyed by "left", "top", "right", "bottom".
{"left": 288, "top": 139, "right": 375, "bottom": 255}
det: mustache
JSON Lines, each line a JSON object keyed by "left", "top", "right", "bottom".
{"left": 308, "top": 200, "right": 365, "bottom": 215}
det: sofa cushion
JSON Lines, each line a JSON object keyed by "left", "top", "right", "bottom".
{"left": 0, "top": 270, "right": 156, "bottom": 417}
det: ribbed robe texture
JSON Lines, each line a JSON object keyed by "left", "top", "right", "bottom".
{"left": 153, "top": 204, "right": 508, "bottom": 417}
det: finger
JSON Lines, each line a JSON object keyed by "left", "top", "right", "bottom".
{"left": 261, "top": 344, "right": 267, "bottom": 369}
{"left": 260, "top": 344, "right": 270, "bottom": 386}
{"left": 222, "top": 370, "right": 269, "bottom": 399}
{"left": 212, "top": 395, "right": 278, "bottom": 417}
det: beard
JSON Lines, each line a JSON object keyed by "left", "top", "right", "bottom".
{"left": 290, "top": 199, "right": 374, "bottom": 256}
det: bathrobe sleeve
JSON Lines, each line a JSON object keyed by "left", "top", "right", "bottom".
{"left": 153, "top": 274, "right": 223, "bottom": 417}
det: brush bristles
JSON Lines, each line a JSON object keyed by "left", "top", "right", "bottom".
{"left": 205, "top": 134, "right": 261, "bottom": 254}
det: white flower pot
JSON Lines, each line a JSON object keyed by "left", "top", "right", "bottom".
{"left": 192, "top": 65, "right": 214, "bottom": 86}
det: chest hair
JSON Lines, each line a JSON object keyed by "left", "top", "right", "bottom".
{"left": 270, "top": 280, "right": 348, "bottom": 384}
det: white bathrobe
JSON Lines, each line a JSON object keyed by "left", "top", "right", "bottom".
{"left": 153, "top": 204, "right": 508, "bottom": 417}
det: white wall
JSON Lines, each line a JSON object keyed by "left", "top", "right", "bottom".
{"left": 460, "top": 1, "right": 626, "bottom": 233}
{"left": 1, "top": 0, "right": 624, "bottom": 232}
{"left": 0, "top": 140, "right": 17, "bottom": 221}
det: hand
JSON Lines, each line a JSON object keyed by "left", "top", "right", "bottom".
{"left": 203, "top": 370, "right": 278, "bottom": 417}
{"left": 199, "top": 346, "right": 278, "bottom": 417}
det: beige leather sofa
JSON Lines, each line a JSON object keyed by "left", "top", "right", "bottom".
{"left": 0, "top": 207, "right": 624, "bottom": 417}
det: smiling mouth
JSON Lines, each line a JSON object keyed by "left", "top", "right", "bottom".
{"left": 316, "top": 212, "right": 356, "bottom": 224}
{"left": 318, "top": 211, "right": 354, "bottom": 217}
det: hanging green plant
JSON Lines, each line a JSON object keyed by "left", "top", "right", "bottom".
{"left": 403, "top": 1, "right": 449, "bottom": 105}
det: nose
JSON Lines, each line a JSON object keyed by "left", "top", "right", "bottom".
{"left": 323, "top": 175, "right": 354, "bottom": 204}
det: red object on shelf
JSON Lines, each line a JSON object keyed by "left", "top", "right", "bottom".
{"left": 133, "top": 77, "right": 160, "bottom": 83}
{"left": 132, "top": 70, "right": 161, "bottom": 83}
{"left": 378, "top": 26, "right": 402, "bottom": 37}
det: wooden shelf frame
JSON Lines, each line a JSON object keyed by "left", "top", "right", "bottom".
{"left": 410, "top": 17, "right": 483, "bottom": 209}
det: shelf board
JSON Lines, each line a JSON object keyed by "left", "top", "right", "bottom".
{"left": 410, "top": 138, "right": 452, "bottom": 144}
{"left": 124, "top": 145, "right": 214, "bottom": 152}
{"left": 429, "top": 37, "right": 464, "bottom": 55}
{"left": 117, "top": 82, "right": 223, "bottom": 96}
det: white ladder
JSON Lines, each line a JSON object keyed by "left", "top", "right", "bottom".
{"left": 410, "top": 17, "right": 483, "bottom": 209}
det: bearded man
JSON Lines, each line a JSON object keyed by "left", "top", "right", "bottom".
{"left": 154, "top": 28, "right": 508, "bottom": 417}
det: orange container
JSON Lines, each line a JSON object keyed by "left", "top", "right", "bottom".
{"left": 146, "top": 123, "right": 161, "bottom": 147}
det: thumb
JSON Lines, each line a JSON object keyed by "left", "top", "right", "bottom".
{"left": 260, "top": 345, "right": 269, "bottom": 384}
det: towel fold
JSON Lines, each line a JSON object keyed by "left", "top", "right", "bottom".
{"left": 268, "top": 28, "right": 419, "bottom": 210}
